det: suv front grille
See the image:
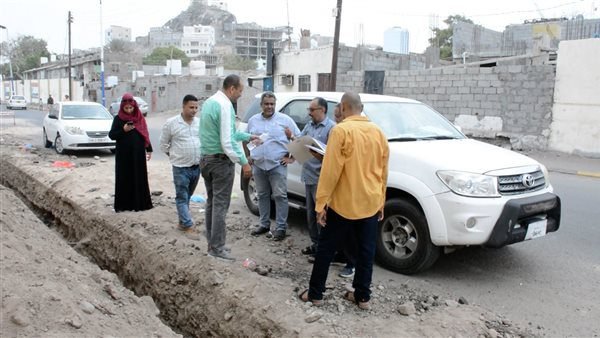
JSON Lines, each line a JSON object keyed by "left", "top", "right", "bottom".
{"left": 498, "top": 170, "right": 546, "bottom": 195}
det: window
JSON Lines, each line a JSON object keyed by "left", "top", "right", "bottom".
{"left": 298, "top": 75, "right": 311, "bottom": 92}
{"left": 205, "top": 84, "right": 212, "bottom": 91}
{"left": 111, "top": 63, "right": 120, "bottom": 73}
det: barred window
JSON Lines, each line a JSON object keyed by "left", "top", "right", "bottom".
{"left": 298, "top": 75, "right": 311, "bottom": 92}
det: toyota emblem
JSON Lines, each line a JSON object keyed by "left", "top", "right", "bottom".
{"left": 522, "top": 174, "right": 535, "bottom": 187}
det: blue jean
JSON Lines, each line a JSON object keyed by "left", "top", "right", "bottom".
{"left": 305, "top": 184, "right": 319, "bottom": 248}
{"left": 172, "top": 165, "right": 201, "bottom": 227}
{"left": 200, "top": 155, "right": 234, "bottom": 253}
{"left": 252, "top": 164, "right": 288, "bottom": 231}
{"left": 308, "top": 208, "right": 378, "bottom": 303}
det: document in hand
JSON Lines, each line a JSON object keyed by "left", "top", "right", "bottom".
{"left": 287, "top": 136, "right": 326, "bottom": 164}
{"left": 305, "top": 138, "right": 326, "bottom": 156}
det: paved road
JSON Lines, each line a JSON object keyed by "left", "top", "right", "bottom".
{"left": 7, "top": 107, "right": 599, "bottom": 336}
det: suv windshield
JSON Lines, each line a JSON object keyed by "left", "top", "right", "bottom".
{"left": 363, "top": 102, "right": 465, "bottom": 140}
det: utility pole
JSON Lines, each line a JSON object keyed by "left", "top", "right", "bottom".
{"left": 330, "top": 0, "right": 342, "bottom": 91}
{"left": 0, "top": 25, "right": 15, "bottom": 97}
{"left": 68, "top": 11, "right": 73, "bottom": 100}
{"left": 100, "top": 0, "right": 105, "bottom": 107}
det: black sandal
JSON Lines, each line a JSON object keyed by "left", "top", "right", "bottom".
{"left": 298, "top": 289, "right": 323, "bottom": 306}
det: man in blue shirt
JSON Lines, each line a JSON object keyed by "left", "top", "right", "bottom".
{"left": 298, "top": 97, "right": 336, "bottom": 255}
{"left": 246, "top": 92, "right": 300, "bottom": 241}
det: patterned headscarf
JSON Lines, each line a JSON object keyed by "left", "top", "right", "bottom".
{"left": 117, "top": 93, "right": 150, "bottom": 148}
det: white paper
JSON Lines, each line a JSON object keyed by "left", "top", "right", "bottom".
{"left": 247, "top": 133, "right": 269, "bottom": 151}
{"left": 287, "top": 135, "right": 325, "bottom": 164}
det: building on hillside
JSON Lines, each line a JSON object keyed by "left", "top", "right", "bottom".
{"left": 148, "top": 27, "right": 183, "bottom": 49}
{"left": 234, "top": 23, "right": 286, "bottom": 60}
{"left": 208, "top": 0, "right": 227, "bottom": 10}
{"left": 181, "top": 25, "right": 216, "bottom": 57}
{"left": 106, "top": 25, "right": 132, "bottom": 44}
{"left": 384, "top": 27, "right": 409, "bottom": 54}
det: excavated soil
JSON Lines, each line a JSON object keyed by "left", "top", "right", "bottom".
{"left": 0, "top": 117, "right": 536, "bottom": 337}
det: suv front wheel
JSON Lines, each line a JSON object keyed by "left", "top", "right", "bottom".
{"left": 376, "top": 198, "right": 440, "bottom": 275}
{"left": 242, "top": 176, "right": 260, "bottom": 216}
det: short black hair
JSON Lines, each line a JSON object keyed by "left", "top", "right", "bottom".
{"left": 223, "top": 74, "right": 242, "bottom": 90}
{"left": 314, "top": 97, "right": 328, "bottom": 114}
{"left": 183, "top": 94, "right": 198, "bottom": 104}
{"left": 260, "top": 91, "right": 276, "bottom": 103}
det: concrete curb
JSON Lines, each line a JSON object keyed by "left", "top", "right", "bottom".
{"left": 549, "top": 168, "right": 600, "bottom": 178}
{"left": 577, "top": 171, "right": 600, "bottom": 178}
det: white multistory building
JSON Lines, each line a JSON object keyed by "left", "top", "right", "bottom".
{"left": 181, "top": 25, "right": 216, "bottom": 57}
{"left": 383, "top": 27, "right": 409, "bottom": 54}
{"left": 105, "top": 25, "right": 132, "bottom": 44}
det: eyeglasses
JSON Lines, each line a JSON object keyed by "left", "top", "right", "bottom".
{"left": 307, "top": 107, "right": 323, "bottom": 112}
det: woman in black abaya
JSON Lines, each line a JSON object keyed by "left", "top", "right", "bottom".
{"left": 109, "top": 93, "right": 153, "bottom": 212}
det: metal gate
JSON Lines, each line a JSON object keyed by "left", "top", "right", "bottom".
{"left": 363, "top": 71, "right": 385, "bottom": 94}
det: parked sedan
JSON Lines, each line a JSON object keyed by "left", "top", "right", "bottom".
{"left": 42, "top": 102, "right": 116, "bottom": 154}
{"left": 7, "top": 95, "right": 27, "bottom": 110}
{"left": 109, "top": 96, "right": 149, "bottom": 116}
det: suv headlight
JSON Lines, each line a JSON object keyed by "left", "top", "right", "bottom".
{"left": 437, "top": 170, "right": 500, "bottom": 197}
{"left": 540, "top": 164, "right": 550, "bottom": 188}
{"left": 64, "top": 125, "right": 85, "bottom": 135}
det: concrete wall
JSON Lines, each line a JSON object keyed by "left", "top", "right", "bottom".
{"left": 549, "top": 39, "right": 600, "bottom": 157}
{"left": 336, "top": 65, "right": 556, "bottom": 150}
{"left": 88, "top": 75, "right": 222, "bottom": 113}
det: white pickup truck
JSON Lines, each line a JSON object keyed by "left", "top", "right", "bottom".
{"left": 239, "top": 92, "right": 561, "bottom": 274}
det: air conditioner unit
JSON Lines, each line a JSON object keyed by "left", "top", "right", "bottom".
{"left": 279, "top": 74, "right": 294, "bottom": 86}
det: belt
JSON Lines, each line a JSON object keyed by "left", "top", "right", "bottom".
{"left": 203, "top": 153, "right": 229, "bottom": 160}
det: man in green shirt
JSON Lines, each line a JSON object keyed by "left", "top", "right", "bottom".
{"left": 200, "top": 74, "right": 257, "bottom": 261}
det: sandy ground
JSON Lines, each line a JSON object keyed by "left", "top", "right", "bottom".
{"left": 0, "top": 114, "right": 535, "bottom": 337}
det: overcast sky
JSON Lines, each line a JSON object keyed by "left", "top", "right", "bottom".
{"left": 0, "top": 0, "right": 596, "bottom": 55}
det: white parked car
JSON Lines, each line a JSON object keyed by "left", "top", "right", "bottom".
{"left": 109, "top": 96, "right": 149, "bottom": 116}
{"left": 7, "top": 95, "right": 27, "bottom": 109}
{"left": 239, "top": 92, "right": 561, "bottom": 274}
{"left": 42, "top": 101, "right": 116, "bottom": 154}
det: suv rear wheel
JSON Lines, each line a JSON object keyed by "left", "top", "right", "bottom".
{"left": 376, "top": 198, "right": 440, "bottom": 274}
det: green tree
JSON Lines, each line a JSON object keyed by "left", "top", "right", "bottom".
{"left": 223, "top": 55, "right": 257, "bottom": 71}
{"left": 429, "top": 15, "right": 473, "bottom": 59}
{"left": 107, "top": 39, "right": 134, "bottom": 53}
{"left": 0, "top": 35, "right": 49, "bottom": 78}
{"left": 143, "top": 46, "right": 190, "bottom": 66}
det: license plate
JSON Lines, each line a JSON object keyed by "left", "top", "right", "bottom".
{"left": 525, "top": 219, "right": 547, "bottom": 240}
{"left": 89, "top": 137, "right": 108, "bottom": 143}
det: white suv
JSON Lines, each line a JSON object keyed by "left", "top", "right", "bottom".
{"left": 239, "top": 92, "right": 561, "bottom": 274}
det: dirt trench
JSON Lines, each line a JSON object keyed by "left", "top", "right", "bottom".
{"left": 0, "top": 158, "right": 302, "bottom": 337}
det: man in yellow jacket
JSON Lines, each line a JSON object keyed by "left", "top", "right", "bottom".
{"left": 299, "top": 92, "right": 389, "bottom": 310}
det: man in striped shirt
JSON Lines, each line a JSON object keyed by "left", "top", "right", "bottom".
{"left": 159, "top": 94, "right": 202, "bottom": 240}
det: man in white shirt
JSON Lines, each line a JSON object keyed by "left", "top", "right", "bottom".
{"left": 159, "top": 94, "right": 202, "bottom": 239}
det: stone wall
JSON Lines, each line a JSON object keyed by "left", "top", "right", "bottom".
{"left": 336, "top": 65, "right": 556, "bottom": 150}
